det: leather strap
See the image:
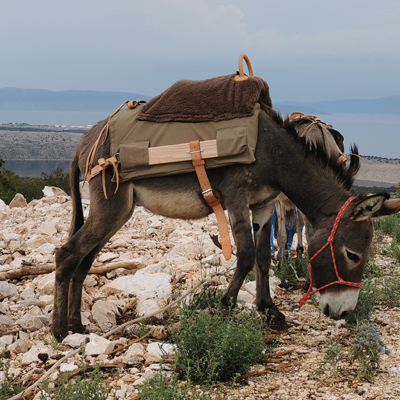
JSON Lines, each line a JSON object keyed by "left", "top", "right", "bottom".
{"left": 86, "top": 156, "right": 119, "bottom": 199}
{"left": 189, "top": 141, "right": 232, "bottom": 260}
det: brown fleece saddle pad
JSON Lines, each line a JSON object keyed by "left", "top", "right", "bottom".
{"left": 138, "top": 73, "right": 272, "bottom": 123}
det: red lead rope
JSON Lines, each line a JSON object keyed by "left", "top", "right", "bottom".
{"left": 297, "top": 196, "right": 362, "bottom": 307}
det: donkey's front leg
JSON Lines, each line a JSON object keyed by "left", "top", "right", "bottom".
{"left": 252, "top": 206, "right": 288, "bottom": 330}
{"left": 221, "top": 207, "right": 255, "bottom": 308}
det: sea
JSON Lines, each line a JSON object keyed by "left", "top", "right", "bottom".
{"left": 1, "top": 110, "right": 399, "bottom": 177}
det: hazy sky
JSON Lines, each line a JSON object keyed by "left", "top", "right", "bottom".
{"left": 1, "top": 0, "right": 399, "bottom": 102}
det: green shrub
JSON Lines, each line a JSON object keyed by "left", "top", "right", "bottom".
{"left": 389, "top": 240, "right": 400, "bottom": 262}
{"left": 0, "top": 161, "right": 70, "bottom": 204}
{"left": 316, "top": 321, "right": 388, "bottom": 382}
{"left": 40, "top": 366, "right": 110, "bottom": 400}
{"left": 0, "top": 352, "right": 23, "bottom": 399}
{"left": 41, "top": 167, "right": 70, "bottom": 195}
{"left": 376, "top": 275, "right": 400, "bottom": 307}
{"left": 138, "top": 367, "right": 214, "bottom": 400}
{"left": 348, "top": 321, "right": 389, "bottom": 381}
{"left": 275, "top": 254, "right": 308, "bottom": 289}
{"left": 315, "top": 341, "right": 346, "bottom": 379}
{"left": 172, "top": 298, "right": 272, "bottom": 384}
{"left": 345, "top": 279, "right": 378, "bottom": 324}
{"left": 374, "top": 213, "right": 400, "bottom": 241}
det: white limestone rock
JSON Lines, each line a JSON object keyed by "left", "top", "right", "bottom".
{"left": 146, "top": 342, "right": 176, "bottom": 357}
{"left": 21, "top": 345, "right": 51, "bottom": 365}
{"left": 35, "top": 272, "right": 55, "bottom": 296}
{"left": 59, "top": 362, "right": 78, "bottom": 372}
{"left": 0, "top": 281, "right": 18, "bottom": 300}
{"left": 62, "top": 333, "right": 89, "bottom": 348}
{"left": 42, "top": 186, "right": 68, "bottom": 198}
{"left": 85, "top": 333, "right": 115, "bottom": 356}
{"left": 91, "top": 300, "right": 118, "bottom": 332}
{"left": 36, "top": 243, "right": 56, "bottom": 255}
{"left": 0, "top": 199, "right": 10, "bottom": 221}
{"left": 108, "top": 270, "right": 172, "bottom": 317}
{"left": 9, "top": 193, "right": 28, "bottom": 208}
{"left": 17, "top": 315, "right": 49, "bottom": 331}
{"left": 38, "top": 220, "right": 58, "bottom": 236}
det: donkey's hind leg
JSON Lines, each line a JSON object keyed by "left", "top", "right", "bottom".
{"left": 252, "top": 205, "right": 288, "bottom": 330}
{"left": 52, "top": 182, "right": 134, "bottom": 339}
{"left": 66, "top": 240, "right": 115, "bottom": 334}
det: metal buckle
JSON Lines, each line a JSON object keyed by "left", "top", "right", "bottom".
{"left": 187, "top": 149, "right": 203, "bottom": 154}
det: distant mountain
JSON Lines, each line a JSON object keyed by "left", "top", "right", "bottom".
{"left": 1, "top": 87, "right": 399, "bottom": 115}
{"left": 275, "top": 95, "right": 400, "bottom": 115}
{"left": 0, "top": 87, "right": 151, "bottom": 112}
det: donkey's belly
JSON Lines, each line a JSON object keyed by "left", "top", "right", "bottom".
{"left": 133, "top": 184, "right": 211, "bottom": 220}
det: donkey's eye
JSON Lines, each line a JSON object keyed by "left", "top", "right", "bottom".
{"left": 346, "top": 250, "right": 360, "bottom": 263}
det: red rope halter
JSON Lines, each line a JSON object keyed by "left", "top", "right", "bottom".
{"left": 297, "top": 196, "right": 362, "bottom": 307}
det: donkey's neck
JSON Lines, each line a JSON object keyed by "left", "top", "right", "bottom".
{"left": 265, "top": 126, "right": 351, "bottom": 226}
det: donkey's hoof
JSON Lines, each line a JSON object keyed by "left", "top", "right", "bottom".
{"left": 264, "top": 305, "right": 289, "bottom": 331}
{"left": 51, "top": 325, "right": 68, "bottom": 342}
{"left": 68, "top": 322, "right": 89, "bottom": 335}
{"left": 270, "top": 316, "right": 290, "bottom": 331}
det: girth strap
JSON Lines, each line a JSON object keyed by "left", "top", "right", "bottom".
{"left": 189, "top": 140, "right": 232, "bottom": 260}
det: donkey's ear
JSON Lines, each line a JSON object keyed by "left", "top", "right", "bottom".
{"left": 351, "top": 193, "right": 390, "bottom": 221}
{"left": 371, "top": 197, "right": 400, "bottom": 218}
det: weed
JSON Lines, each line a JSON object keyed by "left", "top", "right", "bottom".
{"left": 185, "top": 285, "right": 225, "bottom": 311}
{"left": 389, "top": 240, "right": 400, "bottom": 262}
{"left": 138, "top": 366, "right": 215, "bottom": 400}
{"left": 345, "top": 279, "right": 378, "bottom": 324}
{"left": 316, "top": 321, "right": 388, "bottom": 382}
{"left": 364, "top": 256, "right": 382, "bottom": 278}
{"left": 0, "top": 351, "right": 23, "bottom": 399}
{"left": 315, "top": 341, "right": 346, "bottom": 379}
{"left": 39, "top": 365, "right": 111, "bottom": 400}
{"left": 374, "top": 213, "right": 400, "bottom": 239}
{"left": 376, "top": 275, "right": 400, "bottom": 307}
{"left": 348, "top": 321, "right": 389, "bottom": 381}
{"left": 172, "top": 300, "right": 273, "bottom": 384}
{"left": 275, "top": 254, "right": 308, "bottom": 289}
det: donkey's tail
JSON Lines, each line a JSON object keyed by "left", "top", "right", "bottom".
{"left": 69, "top": 152, "right": 84, "bottom": 238}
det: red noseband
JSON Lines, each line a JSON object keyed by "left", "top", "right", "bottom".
{"left": 297, "top": 196, "right": 362, "bottom": 308}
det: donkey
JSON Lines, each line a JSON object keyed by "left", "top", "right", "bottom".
{"left": 51, "top": 108, "right": 400, "bottom": 339}
{"left": 271, "top": 193, "right": 300, "bottom": 261}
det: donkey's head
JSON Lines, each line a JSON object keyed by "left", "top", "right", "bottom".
{"left": 306, "top": 194, "right": 400, "bottom": 320}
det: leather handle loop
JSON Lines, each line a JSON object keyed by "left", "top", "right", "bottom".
{"left": 234, "top": 54, "right": 253, "bottom": 81}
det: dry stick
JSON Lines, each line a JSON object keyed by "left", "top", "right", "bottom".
{"left": 89, "top": 261, "right": 143, "bottom": 275}
{"left": 8, "top": 280, "right": 204, "bottom": 400}
{"left": 108, "top": 327, "right": 156, "bottom": 355}
{"left": 0, "top": 261, "right": 142, "bottom": 280}
{"left": 0, "top": 264, "right": 54, "bottom": 280}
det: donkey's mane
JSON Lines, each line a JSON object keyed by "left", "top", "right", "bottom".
{"left": 280, "top": 114, "right": 360, "bottom": 190}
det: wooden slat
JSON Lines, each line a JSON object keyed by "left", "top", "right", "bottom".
{"left": 148, "top": 140, "right": 218, "bottom": 165}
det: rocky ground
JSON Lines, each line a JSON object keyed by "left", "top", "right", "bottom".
{"left": 0, "top": 187, "right": 399, "bottom": 399}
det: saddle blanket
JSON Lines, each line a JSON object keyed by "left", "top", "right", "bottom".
{"left": 138, "top": 74, "right": 271, "bottom": 123}
{"left": 110, "top": 103, "right": 260, "bottom": 181}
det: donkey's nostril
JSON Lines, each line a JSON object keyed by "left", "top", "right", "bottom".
{"left": 323, "top": 304, "right": 330, "bottom": 317}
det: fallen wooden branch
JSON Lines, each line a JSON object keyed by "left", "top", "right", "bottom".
{"left": 89, "top": 261, "right": 143, "bottom": 275}
{"left": 0, "top": 261, "right": 143, "bottom": 280}
{"left": 108, "top": 327, "right": 156, "bottom": 355}
{"left": 0, "top": 264, "right": 54, "bottom": 280}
